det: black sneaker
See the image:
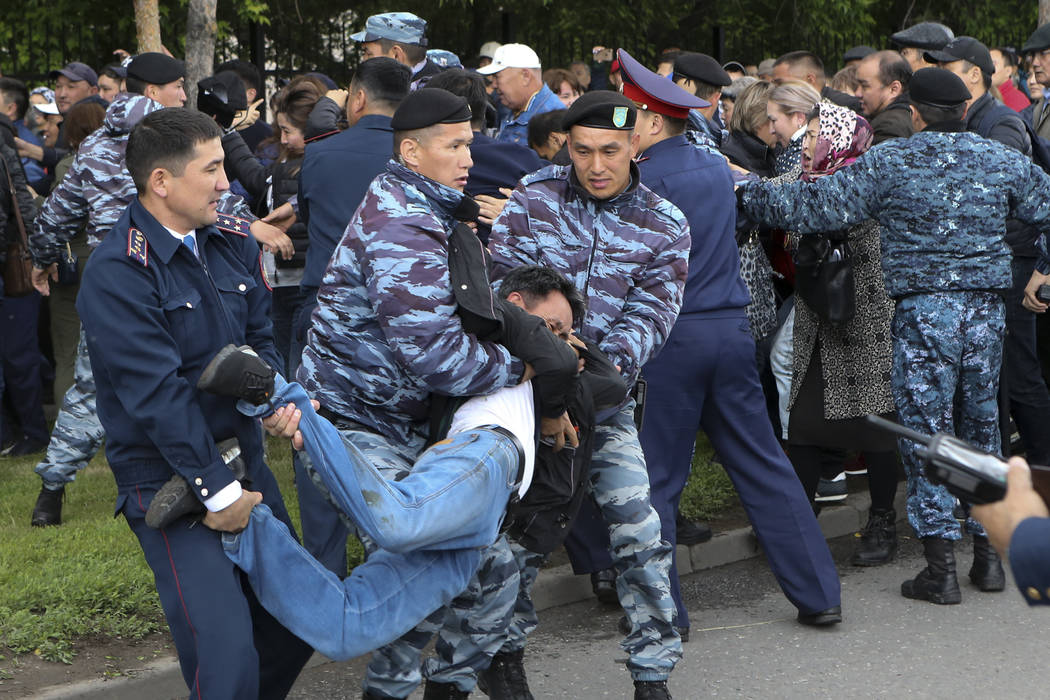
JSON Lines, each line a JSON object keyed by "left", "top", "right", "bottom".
{"left": 675, "top": 512, "right": 712, "bottom": 546}
{"left": 634, "top": 680, "right": 672, "bottom": 700}
{"left": 421, "top": 680, "right": 470, "bottom": 699}
{"left": 796, "top": 605, "right": 843, "bottom": 626}
{"left": 31, "top": 485, "right": 64, "bottom": 527}
{"left": 590, "top": 568, "right": 619, "bottom": 606}
{"left": 477, "top": 649, "right": 533, "bottom": 699}
{"left": 814, "top": 472, "right": 847, "bottom": 502}
{"left": 197, "top": 344, "right": 276, "bottom": 405}
{"left": 2, "top": 438, "right": 48, "bottom": 457}
{"left": 145, "top": 475, "right": 205, "bottom": 529}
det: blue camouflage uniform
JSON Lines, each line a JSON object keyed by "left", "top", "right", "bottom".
{"left": 77, "top": 198, "right": 312, "bottom": 699}
{"left": 29, "top": 94, "right": 254, "bottom": 493}
{"left": 739, "top": 125, "right": 1050, "bottom": 541}
{"left": 299, "top": 159, "right": 526, "bottom": 697}
{"left": 636, "top": 134, "right": 841, "bottom": 629}
{"left": 495, "top": 84, "right": 564, "bottom": 147}
{"left": 489, "top": 162, "right": 688, "bottom": 681}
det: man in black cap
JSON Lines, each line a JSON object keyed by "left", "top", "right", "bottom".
{"left": 773, "top": 50, "right": 862, "bottom": 112}
{"left": 1023, "top": 23, "right": 1050, "bottom": 139}
{"left": 490, "top": 90, "right": 689, "bottom": 700}
{"left": 890, "top": 21, "right": 955, "bottom": 72}
{"left": 50, "top": 61, "right": 99, "bottom": 115}
{"left": 856, "top": 50, "right": 914, "bottom": 144}
{"left": 844, "top": 45, "right": 876, "bottom": 66}
{"left": 740, "top": 66, "right": 1050, "bottom": 608}
{"left": 672, "top": 52, "right": 730, "bottom": 146}
{"left": 930, "top": 37, "right": 1050, "bottom": 477}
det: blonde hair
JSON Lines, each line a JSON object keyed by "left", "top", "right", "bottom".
{"left": 769, "top": 80, "right": 821, "bottom": 117}
{"left": 729, "top": 80, "right": 773, "bottom": 135}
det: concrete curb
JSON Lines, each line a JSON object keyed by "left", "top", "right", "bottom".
{"left": 36, "top": 489, "right": 904, "bottom": 699}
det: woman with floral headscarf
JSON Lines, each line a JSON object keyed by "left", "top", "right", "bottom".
{"left": 785, "top": 101, "right": 900, "bottom": 566}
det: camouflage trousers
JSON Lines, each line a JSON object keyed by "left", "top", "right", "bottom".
{"left": 297, "top": 423, "right": 519, "bottom": 697}
{"left": 891, "top": 292, "right": 1005, "bottom": 540}
{"left": 34, "top": 328, "right": 105, "bottom": 489}
{"left": 500, "top": 402, "right": 682, "bottom": 681}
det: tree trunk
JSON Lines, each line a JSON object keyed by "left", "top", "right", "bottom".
{"left": 1042, "top": 0, "right": 1050, "bottom": 27}
{"left": 185, "top": 0, "right": 218, "bottom": 108}
{"left": 134, "top": 0, "right": 162, "bottom": 53}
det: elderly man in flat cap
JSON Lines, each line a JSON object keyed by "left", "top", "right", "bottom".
{"left": 890, "top": 21, "right": 955, "bottom": 72}
{"left": 490, "top": 90, "right": 689, "bottom": 700}
{"left": 1023, "top": 22, "right": 1050, "bottom": 140}
{"left": 739, "top": 67, "right": 1050, "bottom": 609}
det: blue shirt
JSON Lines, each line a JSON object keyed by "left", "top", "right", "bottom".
{"left": 77, "top": 199, "right": 278, "bottom": 499}
{"left": 496, "top": 84, "right": 565, "bottom": 146}
{"left": 638, "top": 134, "right": 750, "bottom": 315}
{"left": 298, "top": 114, "right": 393, "bottom": 290}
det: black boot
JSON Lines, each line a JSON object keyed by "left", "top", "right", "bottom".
{"left": 590, "top": 568, "right": 619, "bottom": 606}
{"left": 675, "top": 512, "right": 712, "bottom": 545}
{"left": 901, "top": 537, "right": 961, "bottom": 604}
{"left": 634, "top": 680, "right": 672, "bottom": 700}
{"left": 851, "top": 508, "right": 897, "bottom": 566}
{"left": 145, "top": 438, "right": 246, "bottom": 529}
{"left": 31, "top": 485, "right": 64, "bottom": 526}
{"left": 197, "top": 344, "right": 276, "bottom": 405}
{"left": 422, "top": 680, "right": 470, "bottom": 699}
{"left": 478, "top": 649, "right": 533, "bottom": 699}
{"left": 969, "top": 535, "right": 1006, "bottom": 592}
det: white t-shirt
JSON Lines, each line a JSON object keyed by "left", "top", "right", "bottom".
{"left": 447, "top": 381, "right": 536, "bottom": 499}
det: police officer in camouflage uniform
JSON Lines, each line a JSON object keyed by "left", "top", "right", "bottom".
{"left": 27, "top": 53, "right": 279, "bottom": 526}
{"left": 490, "top": 90, "right": 688, "bottom": 700}
{"left": 297, "top": 87, "right": 544, "bottom": 700}
{"left": 351, "top": 12, "right": 443, "bottom": 90}
{"left": 738, "top": 68, "right": 1050, "bottom": 606}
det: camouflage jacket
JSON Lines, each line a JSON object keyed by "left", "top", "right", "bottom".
{"left": 489, "top": 163, "right": 690, "bottom": 389}
{"left": 30, "top": 94, "right": 253, "bottom": 267}
{"left": 739, "top": 126, "right": 1050, "bottom": 298}
{"left": 298, "top": 160, "right": 524, "bottom": 442}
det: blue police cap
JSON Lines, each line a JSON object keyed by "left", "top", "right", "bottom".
{"left": 351, "top": 12, "right": 427, "bottom": 46}
{"left": 617, "top": 49, "right": 709, "bottom": 118}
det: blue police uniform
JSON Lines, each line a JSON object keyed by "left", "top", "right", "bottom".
{"left": 292, "top": 112, "right": 394, "bottom": 578}
{"left": 636, "top": 134, "right": 841, "bottom": 627}
{"left": 1009, "top": 516, "right": 1050, "bottom": 605}
{"left": 77, "top": 199, "right": 312, "bottom": 699}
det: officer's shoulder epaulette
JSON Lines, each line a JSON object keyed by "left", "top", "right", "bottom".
{"left": 519, "top": 164, "right": 570, "bottom": 187}
{"left": 215, "top": 214, "right": 253, "bottom": 237}
{"left": 126, "top": 228, "right": 149, "bottom": 266}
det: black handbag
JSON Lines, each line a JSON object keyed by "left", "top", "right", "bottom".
{"left": 793, "top": 231, "right": 856, "bottom": 325}
{"left": 56, "top": 242, "right": 79, "bottom": 286}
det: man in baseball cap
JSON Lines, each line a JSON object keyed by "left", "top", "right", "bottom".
{"left": 477, "top": 43, "right": 563, "bottom": 145}
{"left": 352, "top": 11, "right": 441, "bottom": 88}
{"left": 49, "top": 62, "right": 98, "bottom": 114}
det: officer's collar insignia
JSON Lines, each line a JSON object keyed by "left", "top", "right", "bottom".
{"left": 216, "top": 214, "right": 252, "bottom": 237}
{"left": 612, "top": 106, "right": 628, "bottom": 128}
{"left": 126, "top": 228, "right": 149, "bottom": 266}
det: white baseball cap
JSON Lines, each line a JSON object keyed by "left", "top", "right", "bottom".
{"left": 477, "top": 43, "right": 541, "bottom": 74}
{"left": 479, "top": 41, "right": 502, "bottom": 59}
{"left": 34, "top": 101, "right": 61, "bottom": 115}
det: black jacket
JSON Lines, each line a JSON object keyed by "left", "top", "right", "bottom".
{"left": 721, "top": 130, "right": 775, "bottom": 178}
{"left": 869, "top": 95, "right": 914, "bottom": 144}
{"left": 822, "top": 85, "right": 862, "bottom": 113}
{"left": 0, "top": 116, "right": 36, "bottom": 260}
{"left": 221, "top": 130, "right": 308, "bottom": 268}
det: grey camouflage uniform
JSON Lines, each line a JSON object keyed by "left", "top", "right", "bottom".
{"left": 740, "top": 126, "right": 1050, "bottom": 539}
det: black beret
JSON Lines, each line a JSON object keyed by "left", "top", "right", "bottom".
{"left": 561, "top": 90, "right": 637, "bottom": 131}
{"left": 198, "top": 72, "right": 248, "bottom": 112}
{"left": 909, "top": 67, "right": 971, "bottom": 108}
{"left": 1023, "top": 23, "right": 1050, "bottom": 53}
{"left": 126, "top": 52, "right": 185, "bottom": 85}
{"left": 390, "top": 88, "right": 472, "bottom": 130}
{"left": 673, "top": 52, "right": 731, "bottom": 87}
{"left": 890, "top": 22, "right": 954, "bottom": 51}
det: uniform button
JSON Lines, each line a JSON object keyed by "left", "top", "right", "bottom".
{"left": 460, "top": 284, "right": 468, "bottom": 290}
{"left": 194, "top": 478, "right": 203, "bottom": 486}
{"left": 186, "top": 302, "right": 193, "bottom": 308}
{"left": 200, "top": 488, "right": 209, "bottom": 497}
{"left": 238, "top": 283, "right": 246, "bottom": 291}
{"left": 1027, "top": 587, "right": 1041, "bottom": 600}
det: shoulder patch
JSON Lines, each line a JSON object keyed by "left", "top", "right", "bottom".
{"left": 126, "top": 228, "right": 149, "bottom": 266}
{"left": 215, "top": 214, "right": 252, "bottom": 237}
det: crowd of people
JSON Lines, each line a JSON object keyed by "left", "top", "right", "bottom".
{"left": 2, "top": 9, "right": 1050, "bottom": 700}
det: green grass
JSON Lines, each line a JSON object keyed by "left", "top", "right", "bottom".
{"left": 0, "top": 430, "right": 731, "bottom": 666}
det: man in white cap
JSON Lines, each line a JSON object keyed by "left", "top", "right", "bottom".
{"left": 478, "top": 43, "right": 564, "bottom": 145}
{"left": 478, "top": 41, "right": 501, "bottom": 69}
